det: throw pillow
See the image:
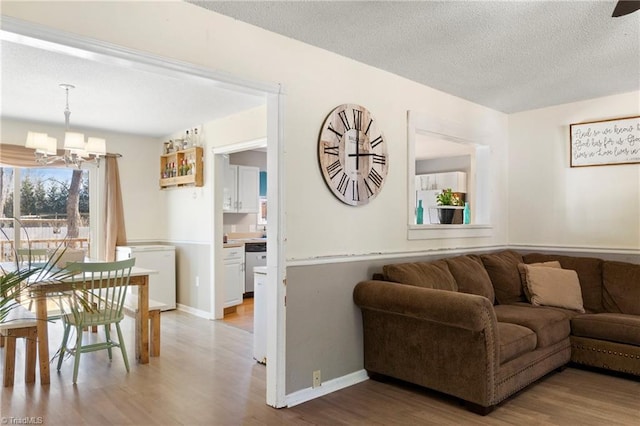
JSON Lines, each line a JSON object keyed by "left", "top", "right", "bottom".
{"left": 480, "top": 250, "right": 524, "bottom": 305}
{"left": 524, "top": 253, "right": 603, "bottom": 313}
{"left": 383, "top": 260, "right": 458, "bottom": 291}
{"left": 445, "top": 255, "right": 495, "bottom": 303}
{"left": 518, "top": 264, "right": 585, "bottom": 313}
{"left": 519, "top": 261, "right": 561, "bottom": 300}
{"left": 602, "top": 261, "right": 640, "bottom": 315}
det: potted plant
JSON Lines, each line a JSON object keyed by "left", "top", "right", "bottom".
{"left": 435, "top": 188, "right": 463, "bottom": 224}
{"left": 1, "top": 225, "right": 72, "bottom": 322}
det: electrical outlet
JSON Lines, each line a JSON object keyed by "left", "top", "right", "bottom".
{"left": 195, "top": 276, "right": 200, "bottom": 287}
{"left": 312, "top": 370, "right": 321, "bottom": 388}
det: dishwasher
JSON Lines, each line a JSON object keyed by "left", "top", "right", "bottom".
{"left": 244, "top": 242, "right": 267, "bottom": 296}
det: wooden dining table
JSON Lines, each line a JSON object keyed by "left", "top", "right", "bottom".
{"left": 28, "top": 266, "right": 156, "bottom": 385}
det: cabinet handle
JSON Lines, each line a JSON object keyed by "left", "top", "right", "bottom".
{"left": 239, "top": 201, "right": 242, "bottom": 210}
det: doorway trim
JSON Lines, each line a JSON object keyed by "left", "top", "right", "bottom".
{"left": 1, "top": 17, "right": 287, "bottom": 408}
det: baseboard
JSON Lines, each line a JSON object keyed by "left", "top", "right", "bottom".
{"left": 176, "top": 303, "right": 212, "bottom": 319}
{"left": 285, "top": 369, "right": 369, "bottom": 407}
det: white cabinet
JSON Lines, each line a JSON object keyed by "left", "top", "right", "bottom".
{"left": 415, "top": 171, "right": 467, "bottom": 192}
{"left": 223, "top": 247, "right": 244, "bottom": 308}
{"left": 223, "top": 162, "right": 238, "bottom": 212}
{"left": 223, "top": 163, "right": 260, "bottom": 213}
{"left": 116, "top": 245, "right": 176, "bottom": 310}
{"left": 253, "top": 266, "right": 267, "bottom": 364}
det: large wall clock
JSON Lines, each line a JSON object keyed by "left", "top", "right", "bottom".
{"left": 318, "top": 104, "right": 389, "bottom": 206}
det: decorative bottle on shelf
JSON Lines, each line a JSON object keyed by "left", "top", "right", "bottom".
{"left": 463, "top": 202, "right": 471, "bottom": 224}
{"left": 184, "top": 130, "right": 191, "bottom": 150}
{"left": 193, "top": 128, "right": 200, "bottom": 147}
{"left": 416, "top": 199, "right": 424, "bottom": 225}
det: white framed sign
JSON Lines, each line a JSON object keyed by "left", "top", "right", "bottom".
{"left": 570, "top": 116, "right": 640, "bottom": 167}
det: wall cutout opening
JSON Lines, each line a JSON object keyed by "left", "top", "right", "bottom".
{"left": 407, "top": 111, "right": 492, "bottom": 240}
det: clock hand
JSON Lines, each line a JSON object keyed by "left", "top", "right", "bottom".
{"left": 349, "top": 130, "right": 374, "bottom": 171}
{"left": 355, "top": 129, "right": 360, "bottom": 171}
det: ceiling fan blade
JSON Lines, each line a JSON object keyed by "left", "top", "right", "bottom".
{"left": 612, "top": 0, "right": 640, "bottom": 17}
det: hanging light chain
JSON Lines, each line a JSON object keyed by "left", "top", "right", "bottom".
{"left": 60, "top": 83, "right": 74, "bottom": 131}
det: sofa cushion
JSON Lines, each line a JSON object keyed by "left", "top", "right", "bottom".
{"left": 497, "top": 322, "right": 537, "bottom": 365}
{"left": 494, "top": 305, "right": 571, "bottom": 348}
{"left": 519, "top": 261, "right": 561, "bottom": 300}
{"left": 445, "top": 255, "right": 495, "bottom": 303}
{"left": 383, "top": 260, "right": 458, "bottom": 291}
{"left": 571, "top": 313, "right": 640, "bottom": 346}
{"left": 524, "top": 253, "right": 603, "bottom": 313}
{"left": 602, "top": 261, "right": 640, "bottom": 315}
{"left": 481, "top": 250, "right": 525, "bottom": 305}
{"left": 518, "top": 264, "right": 585, "bottom": 313}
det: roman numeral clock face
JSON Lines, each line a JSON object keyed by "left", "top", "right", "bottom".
{"left": 318, "top": 104, "right": 389, "bottom": 206}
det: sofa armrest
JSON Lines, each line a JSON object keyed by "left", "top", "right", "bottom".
{"left": 354, "top": 280, "right": 497, "bottom": 331}
{"left": 353, "top": 280, "right": 500, "bottom": 407}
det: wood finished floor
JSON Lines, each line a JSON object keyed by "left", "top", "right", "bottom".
{"left": 222, "top": 297, "right": 254, "bottom": 333}
{"left": 1, "top": 309, "right": 639, "bottom": 425}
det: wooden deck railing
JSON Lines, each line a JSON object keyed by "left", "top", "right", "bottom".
{"left": 0, "top": 238, "right": 90, "bottom": 262}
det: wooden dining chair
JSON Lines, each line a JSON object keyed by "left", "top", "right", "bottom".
{"left": 12, "top": 249, "right": 44, "bottom": 311}
{"left": 55, "top": 258, "right": 136, "bottom": 384}
{"left": 16, "top": 248, "right": 49, "bottom": 300}
{"left": 16, "top": 248, "right": 68, "bottom": 318}
{"left": 16, "top": 248, "right": 49, "bottom": 264}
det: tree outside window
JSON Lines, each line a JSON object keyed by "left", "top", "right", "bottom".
{"left": 0, "top": 167, "right": 90, "bottom": 261}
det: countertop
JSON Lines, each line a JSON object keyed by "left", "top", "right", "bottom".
{"left": 223, "top": 232, "right": 266, "bottom": 248}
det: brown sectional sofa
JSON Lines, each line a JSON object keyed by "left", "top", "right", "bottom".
{"left": 353, "top": 250, "right": 640, "bottom": 414}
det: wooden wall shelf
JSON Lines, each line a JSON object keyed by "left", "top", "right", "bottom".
{"left": 159, "top": 146, "right": 204, "bottom": 188}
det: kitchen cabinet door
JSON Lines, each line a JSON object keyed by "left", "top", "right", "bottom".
{"left": 223, "top": 247, "right": 244, "bottom": 308}
{"left": 415, "top": 171, "right": 467, "bottom": 193}
{"left": 224, "top": 164, "right": 259, "bottom": 213}
{"left": 223, "top": 163, "right": 238, "bottom": 213}
{"left": 237, "top": 166, "right": 259, "bottom": 213}
{"left": 223, "top": 261, "right": 243, "bottom": 308}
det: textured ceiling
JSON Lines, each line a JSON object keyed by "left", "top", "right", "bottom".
{"left": 0, "top": 41, "right": 265, "bottom": 137}
{"left": 2, "top": 1, "right": 638, "bottom": 139}
{"left": 189, "top": 0, "right": 640, "bottom": 113}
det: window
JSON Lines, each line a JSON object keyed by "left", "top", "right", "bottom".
{"left": 407, "top": 111, "right": 492, "bottom": 240}
{"left": 0, "top": 166, "right": 91, "bottom": 262}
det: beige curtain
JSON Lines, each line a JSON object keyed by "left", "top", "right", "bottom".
{"left": 104, "top": 155, "right": 127, "bottom": 261}
{"left": 0, "top": 143, "right": 65, "bottom": 167}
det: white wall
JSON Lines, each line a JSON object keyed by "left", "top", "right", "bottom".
{"left": 508, "top": 91, "right": 640, "bottom": 250}
{"left": 0, "top": 118, "right": 163, "bottom": 243}
{"left": 159, "top": 106, "right": 267, "bottom": 313}
{"left": 3, "top": 2, "right": 509, "bottom": 262}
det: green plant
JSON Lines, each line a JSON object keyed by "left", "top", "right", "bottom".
{"left": 0, "top": 267, "right": 43, "bottom": 322}
{"left": 436, "top": 188, "right": 462, "bottom": 206}
{"left": 0, "top": 220, "right": 74, "bottom": 322}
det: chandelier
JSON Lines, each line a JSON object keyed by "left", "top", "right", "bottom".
{"left": 25, "top": 84, "right": 106, "bottom": 168}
